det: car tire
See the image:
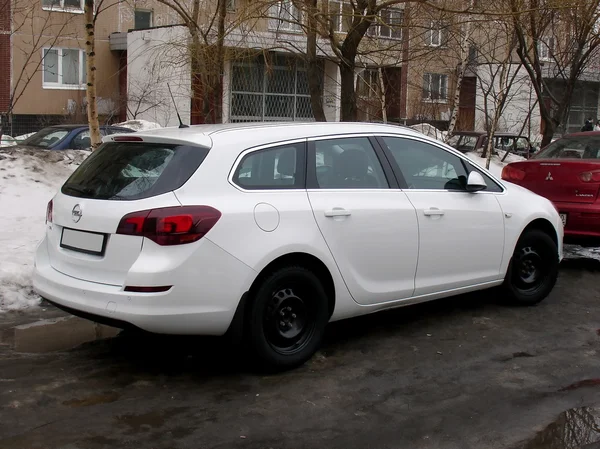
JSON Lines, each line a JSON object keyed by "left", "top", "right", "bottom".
{"left": 503, "top": 229, "right": 559, "bottom": 305}
{"left": 246, "top": 266, "right": 329, "bottom": 370}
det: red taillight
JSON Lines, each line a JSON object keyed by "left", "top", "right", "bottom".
{"left": 116, "top": 206, "right": 221, "bottom": 246}
{"left": 46, "top": 199, "right": 53, "bottom": 224}
{"left": 578, "top": 170, "right": 600, "bottom": 182}
{"left": 501, "top": 165, "right": 526, "bottom": 182}
{"left": 113, "top": 136, "right": 143, "bottom": 142}
{"left": 124, "top": 285, "right": 172, "bottom": 293}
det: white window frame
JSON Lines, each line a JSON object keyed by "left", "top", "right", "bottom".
{"left": 42, "top": 47, "right": 87, "bottom": 90}
{"left": 538, "top": 36, "right": 555, "bottom": 62}
{"left": 422, "top": 73, "right": 449, "bottom": 103}
{"left": 427, "top": 21, "right": 446, "bottom": 47}
{"left": 367, "top": 8, "right": 403, "bottom": 40}
{"left": 41, "top": 0, "right": 84, "bottom": 14}
{"left": 329, "top": 0, "right": 345, "bottom": 33}
{"left": 268, "top": 0, "right": 303, "bottom": 33}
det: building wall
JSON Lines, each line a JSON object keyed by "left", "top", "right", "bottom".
{"left": 126, "top": 26, "right": 191, "bottom": 127}
{"left": 474, "top": 64, "right": 541, "bottom": 138}
{"left": 0, "top": 0, "right": 10, "bottom": 114}
{"left": 10, "top": 1, "right": 123, "bottom": 119}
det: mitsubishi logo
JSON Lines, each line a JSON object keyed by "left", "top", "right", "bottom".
{"left": 545, "top": 172, "right": 554, "bottom": 181}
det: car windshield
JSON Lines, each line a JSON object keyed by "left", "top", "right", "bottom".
{"left": 535, "top": 135, "right": 600, "bottom": 160}
{"left": 21, "top": 127, "right": 70, "bottom": 148}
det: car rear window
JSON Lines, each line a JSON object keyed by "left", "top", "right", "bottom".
{"left": 535, "top": 136, "right": 600, "bottom": 159}
{"left": 61, "top": 142, "right": 209, "bottom": 200}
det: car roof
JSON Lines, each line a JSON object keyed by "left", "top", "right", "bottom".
{"left": 109, "top": 122, "right": 429, "bottom": 148}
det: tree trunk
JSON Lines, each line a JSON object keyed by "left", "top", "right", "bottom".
{"left": 305, "top": 0, "right": 326, "bottom": 121}
{"left": 378, "top": 67, "right": 387, "bottom": 123}
{"left": 445, "top": 1, "right": 474, "bottom": 143}
{"left": 339, "top": 63, "right": 356, "bottom": 121}
{"left": 211, "top": 0, "right": 227, "bottom": 123}
{"left": 540, "top": 117, "right": 555, "bottom": 148}
{"left": 84, "top": 0, "right": 101, "bottom": 150}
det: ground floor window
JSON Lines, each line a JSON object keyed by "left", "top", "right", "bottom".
{"left": 230, "top": 54, "right": 321, "bottom": 122}
{"left": 42, "top": 47, "right": 86, "bottom": 90}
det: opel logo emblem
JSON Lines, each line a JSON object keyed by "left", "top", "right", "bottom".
{"left": 72, "top": 204, "right": 82, "bottom": 223}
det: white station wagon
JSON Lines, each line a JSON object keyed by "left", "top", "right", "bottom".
{"left": 34, "top": 122, "right": 563, "bottom": 369}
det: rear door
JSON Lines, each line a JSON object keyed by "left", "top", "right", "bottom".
{"left": 47, "top": 139, "right": 209, "bottom": 286}
{"left": 307, "top": 135, "right": 419, "bottom": 305}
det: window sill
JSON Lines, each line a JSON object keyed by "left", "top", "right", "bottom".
{"left": 43, "top": 84, "right": 87, "bottom": 90}
{"left": 268, "top": 28, "right": 304, "bottom": 35}
{"left": 42, "top": 6, "right": 84, "bottom": 14}
{"left": 422, "top": 99, "right": 448, "bottom": 104}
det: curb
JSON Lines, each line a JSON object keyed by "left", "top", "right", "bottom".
{"left": 1, "top": 315, "right": 120, "bottom": 353}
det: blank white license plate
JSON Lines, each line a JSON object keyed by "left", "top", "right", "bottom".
{"left": 60, "top": 228, "right": 106, "bottom": 255}
{"left": 559, "top": 213, "right": 567, "bottom": 227}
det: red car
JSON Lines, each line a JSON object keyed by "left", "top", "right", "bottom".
{"left": 502, "top": 132, "right": 600, "bottom": 241}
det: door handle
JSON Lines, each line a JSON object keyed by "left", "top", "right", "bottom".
{"left": 423, "top": 208, "right": 445, "bottom": 216}
{"left": 324, "top": 208, "right": 352, "bottom": 217}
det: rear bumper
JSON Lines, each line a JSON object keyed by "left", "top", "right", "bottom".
{"left": 33, "top": 237, "right": 257, "bottom": 335}
{"left": 553, "top": 201, "right": 600, "bottom": 239}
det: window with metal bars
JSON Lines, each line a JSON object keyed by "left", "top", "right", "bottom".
{"left": 230, "top": 55, "right": 321, "bottom": 122}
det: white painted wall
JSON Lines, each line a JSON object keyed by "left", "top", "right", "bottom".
{"left": 323, "top": 61, "right": 340, "bottom": 122}
{"left": 475, "top": 64, "right": 541, "bottom": 138}
{"left": 127, "top": 26, "right": 191, "bottom": 127}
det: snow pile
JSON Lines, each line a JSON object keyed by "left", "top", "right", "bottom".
{"left": 0, "top": 148, "right": 89, "bottom": 311}
{"left": 409, "top": 123, "right": 447, "bottom": 142}
{"left": 15, "top": 132, "right": 36, "bottom": 142}
{"left": 116, "top": 119, "right": 162, "bottom": 132}
{"left": 464, "top": 150, "right": 526, "bottom": 178}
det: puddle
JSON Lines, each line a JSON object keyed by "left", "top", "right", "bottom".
{"left": 116, "top": 407, "right": 189, "bottom": 434}
{"left": 63, "top": 391, "right": 120, "bottom": 407}
{"left": 522, "top": 406, "right": 600, "bottom": 449}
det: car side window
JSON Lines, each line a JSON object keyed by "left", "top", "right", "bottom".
{"left": 233, "top": 143, "right": 303, "bottom": 190}
{"left": 71, "top": 130, "right": 92, "bottom": 150}
{"left": 382, "top": 137, "right": 468, "bottom": 190}
{"left": 314, "top": 137, "right": 389, "bottom": 189}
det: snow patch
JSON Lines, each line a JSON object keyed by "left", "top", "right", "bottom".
{"left": 409, "top": 123, "right": 447, "bottom": 142}
{"left": 116, "top": 119, "right": 162, "bottom": 132}
{"left": 0, "top": 148, "right": 89, "bottom": 311}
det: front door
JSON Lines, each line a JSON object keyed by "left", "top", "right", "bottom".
{"left": 379, "top": 136, "right": 505, "bottom": 296}
{"left": 307, "top": 136, "right": 419, "bottom": 305}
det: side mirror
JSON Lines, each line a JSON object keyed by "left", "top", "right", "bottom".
{"left": 466, "top": 171, "right": 487, "bottom": 192}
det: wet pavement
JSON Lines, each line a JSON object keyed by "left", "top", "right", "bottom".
{"left": 0, "top": 256, "right": 599, "bottom": 449}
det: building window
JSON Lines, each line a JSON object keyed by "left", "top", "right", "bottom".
{"left": 230, "top": 54, "right": 320, "bottom": 122}
{"left": 43, "top": 48, "right": 86, "bottom": 90}
{"left": 268, "top": 0, "right": 303, "bottom": 32}
{"left": 328, "top": 0, "right": 351, "bottom": 33}
{"left": 538, "top": 36, "right": 555, "bottom": 61}
{"left": 427, "top": 21, "right": 448, "bottom": 47}
{"left": 367, "top": 8, "right": 403, "bottom": 39}
{"left": 134, "top": 10, "right": 153, "bottom": 29}
{"left": 41, "top": 0, "right": 84, "bottom": 12}
{"left": 226, "top": 0, "right": 236, "bottom": 11}
{"left": 422, "top": 73, "right": 448, "bottom": 102}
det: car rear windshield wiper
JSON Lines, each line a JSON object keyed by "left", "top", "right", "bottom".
{"left": 62, "top": 183, "right": 95, "bottom": 196}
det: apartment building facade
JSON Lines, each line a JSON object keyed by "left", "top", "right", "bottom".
{"left": 0, "top": 0, "right": 170, "bottom": 135}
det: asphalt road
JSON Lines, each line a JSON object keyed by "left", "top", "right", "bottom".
{"left": 1, "top": 257, "right": 599, "bottom": 449}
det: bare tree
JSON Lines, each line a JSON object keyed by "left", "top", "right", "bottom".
{"left": 509, "top": 0, "right": 600, "bottom": 147}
